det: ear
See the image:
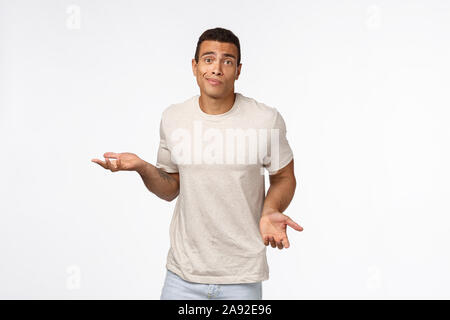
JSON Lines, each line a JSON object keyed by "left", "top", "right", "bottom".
{"left": 235, "top": 63, "right": 242, "bottom": 80}
{"left": 192, "top": 58, "right": 197, "bottom": 76}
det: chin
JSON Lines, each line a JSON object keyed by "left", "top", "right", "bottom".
{"left": 204, "top": 87, "right": 223, "bottom": 98}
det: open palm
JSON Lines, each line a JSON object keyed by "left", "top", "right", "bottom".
{"left": 259, "top": 211, "right": 303, "bottom": 249}
{"left": 91, "top": 152, "right": 143, "bottom": 172}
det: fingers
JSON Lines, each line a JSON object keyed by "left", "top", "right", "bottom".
{"left": 105, "top": 157, "right": 112, "bottom": 170}
{"left": 270, "top": 237, "right": 276, "bottom": 248}
{"left": 91, "top": 158, "right": 107, "bottom": 169}
{"left": 91, "top": 154, "right": 119, "bottom": 172}
{"left": 105, "top": 158, "right": 119, "bottom": 172}
{"left": 104, "top": 152, "right": 119, "bottom": 159}
{"left": 282, "top": 238, "right": 290, "bottom": 249}
{"left": 286, "top": 216, "right": 304, "bottom": 231}
{"left": 263, "top": 235, "right": 289, "bottom": 250}
{"left": 276, "top": 241, "right": 283, "bottom": 250}
{"left": 267, "top": 236, "right": 280, "bottom": 249}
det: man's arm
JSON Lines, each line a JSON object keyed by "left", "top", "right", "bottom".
{"left": 259, "top": 158, "right": 303, "bottom": 250}
{"left": 262, "top": 159, "right": 296, "bottom": 216}
{"left": 91, "top": 152, "right": 180, "bottom": 202}
{"left": 136, "top": 161, "right": 180, "bottom": 202}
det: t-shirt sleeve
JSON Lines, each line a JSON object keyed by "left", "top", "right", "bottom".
{"left": 155, "top": 116, "right": 179, "bottom": 173}
{"left": 263, "top": 110, "right": 294, "bottom": 175}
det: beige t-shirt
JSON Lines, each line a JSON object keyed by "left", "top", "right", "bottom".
{"left": 155, "top": 92, "right": 294, "bottom": 284}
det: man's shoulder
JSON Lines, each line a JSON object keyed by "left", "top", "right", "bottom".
{"left": 238, "top": 93, "right": 278, "bottom": 125}
{"left": 161, "top": 95, "right": 196, "bottom": 120}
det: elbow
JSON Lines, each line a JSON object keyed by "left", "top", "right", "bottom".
{"left": 163, "top": 189, "right": 180, "bottom": 202}
{"left": 161, "top": 195, "right": 175, "bottom": 202}
{"left": 165, "top": 195, "right": 177, "bottom": 202}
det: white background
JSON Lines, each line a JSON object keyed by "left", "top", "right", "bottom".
{"left": 1, "top": 0, "right": 449, "bottom": 299}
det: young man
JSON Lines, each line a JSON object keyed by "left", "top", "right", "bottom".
{"left": 91, "top": 27, "right": 303, "bottom": 300}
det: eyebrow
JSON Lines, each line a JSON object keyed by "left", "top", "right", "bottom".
{"left": 200, "top": 51, "right": 236, "bottom": 60}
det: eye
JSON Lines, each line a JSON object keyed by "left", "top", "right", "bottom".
{"left": 204, "top": 57, "right": 212, "bottom": 63}
{"left": 225, "top": 60, "right": 233, "bottom": 65}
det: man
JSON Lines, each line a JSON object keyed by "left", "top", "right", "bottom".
{"left": 91, "top": 27, "right": 303, "bottom": 300}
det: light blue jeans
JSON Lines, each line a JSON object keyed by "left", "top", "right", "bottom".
{"left": 160, "top": 269, "right": 263, "bottom": 300}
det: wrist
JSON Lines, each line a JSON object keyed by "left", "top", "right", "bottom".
{"left": 136, "top": 160, "right": 149, "bottom": 175}
{"left": 261, "top": 206, "right": 279, "bottom": 216}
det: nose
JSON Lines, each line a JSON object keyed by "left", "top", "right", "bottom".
{"left": 212, "top": 60, "right": 223, "bottom": 76}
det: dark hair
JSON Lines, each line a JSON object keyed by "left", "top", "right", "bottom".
{"left": 194, "top": 27, "right": 241, "bottom": 66}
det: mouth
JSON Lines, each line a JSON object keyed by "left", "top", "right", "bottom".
{"left": 206, "top": 78, "right": 222, "bottom": 86}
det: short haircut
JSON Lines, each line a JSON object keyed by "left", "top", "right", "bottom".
{"left": 194, "top": 27, "right": 241, "bottom": 66}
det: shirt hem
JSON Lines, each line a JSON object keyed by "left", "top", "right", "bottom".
{"left": 267, "top": 153, "right": 294, "bottom": 175}
{"left": 166, "top": 262, "right": 269, "bottom": 284}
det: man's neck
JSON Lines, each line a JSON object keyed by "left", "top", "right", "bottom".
{"left": 199, "top": 92, "right": 236, "bottom": 115}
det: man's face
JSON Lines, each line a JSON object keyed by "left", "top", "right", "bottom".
{"left": 192, "top": 40, "right": 241, "bottom": 98}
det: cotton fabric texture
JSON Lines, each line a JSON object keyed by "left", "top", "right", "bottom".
{"left": 156, "top": 92, "right": 294, "bottom": 284}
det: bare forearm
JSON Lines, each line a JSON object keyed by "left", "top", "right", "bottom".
{"left": 262, "top": 176, "right": 296, "bottom": 215}
{"left": 136, "top": 161, "right": 179, "bottom": 202}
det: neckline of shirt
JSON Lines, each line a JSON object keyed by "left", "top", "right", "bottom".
{"left": 194, "top": 92, "right": 242, "bottom": 121}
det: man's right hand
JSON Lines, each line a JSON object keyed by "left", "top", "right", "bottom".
{"left": 91, "top": 152, "right": 144, "bottom": 172}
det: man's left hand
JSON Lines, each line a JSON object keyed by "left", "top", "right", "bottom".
{"left": 259, "top": 209, "right": 303, "bottom": 249}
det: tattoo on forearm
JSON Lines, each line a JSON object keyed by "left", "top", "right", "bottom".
{"left": 156, "top": 168, "right": 175, "bottom": 184}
